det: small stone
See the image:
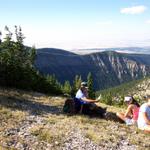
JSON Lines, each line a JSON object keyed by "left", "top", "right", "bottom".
{"left": 55, "top": 141, "right": 59, "bottom": 145}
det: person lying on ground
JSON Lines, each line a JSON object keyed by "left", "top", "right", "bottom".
{"left": 137, "top": 95, "right": 150, "bottom": 133}
{"left": 116, "top": 96, "right": 140, "bottom": 125}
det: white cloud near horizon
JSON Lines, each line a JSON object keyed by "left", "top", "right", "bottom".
{"left": 120, "top": 5, "right": 147, "bottom": 14}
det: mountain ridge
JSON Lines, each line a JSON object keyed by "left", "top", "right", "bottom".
{"left": 35, "top": 48, "right": 150, "bottom": 90}
{"left": 71, "top": 47, "right": 150, "bottom": 55}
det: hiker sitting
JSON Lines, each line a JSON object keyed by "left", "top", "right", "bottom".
{"left": 116, "top": 96, "right": 140, "bottom": 125}
{"left": 75, "top": 82, "right": 106, "bottom": 117}
{"left": 137, "top": 95, "right": 150, "bottom": 133}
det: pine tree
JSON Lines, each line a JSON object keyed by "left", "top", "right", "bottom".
{"left": 63, "top": 81, "right": 72, "bottom": 95}
{"left": 87, "top": 72, "right": 95, "bottom": 99}
{"left": 0, "top": 31, "right": 2, "bottom": 45}
{"left": 0, "top": 25, "right": 63, "bottom": 95}
{"left": 104, "top": 92, "right": 113, "bottom": 105}
{"left": 46, "top": 74, "right": 62, "bottom": 94}
{"left": 0, "top": 26, "right": 35, "bottom": 68}
{"left": 0, "top": 26, "right": 37, "bottom": 88}
{"left": 71, "top": 75, "right": 82, "bottom": 97}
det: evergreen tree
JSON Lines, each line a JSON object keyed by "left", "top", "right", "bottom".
{"left": 0, "top": 25, "right": 63, "bottom": 95}
{"left": 0, "top": 31, "right": 2, "bottom": 44}
{"left": 46, "top": 74, "right": 62, "bottom": 94}
{"left": 87, "top": 72, "right": 95, "bottom": 99}
{"left": 0, "top": 26, "right": 37, "bottom": 88}
{"left": 63, "top": 81, "right": 72, "bottom": 95}
{"left": 71, "top": 75, "right": 82, "bottom": 97}
{"left": 0, "top": 26, "right": 35, "bottom": 68}
{"left": 103, "top": 92, "right": 113, "bottom": 105}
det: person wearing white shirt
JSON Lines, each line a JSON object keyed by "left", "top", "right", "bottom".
{"left": 137, "top": 95, "right": 150, "bottom": 133}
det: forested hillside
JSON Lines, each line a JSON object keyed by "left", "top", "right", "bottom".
{"left": 97, "top": 76, "right": 150, "bottom": 105}
{"left": 0, "top": 27, "right": 95, "bottom": 98}
{"left": 0, "top": 26, "right": 63, "bottom": 95}
{"left": 35, "top": 48, "right": 150, "bottom": 90}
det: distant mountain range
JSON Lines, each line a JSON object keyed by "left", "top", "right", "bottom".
{"left": 35, "top": 47, "right": 150, "bottom": 90}
{"left": 71, "top": 47, "right": 150, "bottom": 55}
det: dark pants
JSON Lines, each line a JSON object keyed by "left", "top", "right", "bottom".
{"left": 74, "top": 98, "right": 106, "bottom": 117}
{"left": 82, "top": 103, "right": 106, "bottom": 118}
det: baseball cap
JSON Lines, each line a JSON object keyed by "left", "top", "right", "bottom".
{"left": 81, "top": 82, "right": 88, "bottom": 88}
{"left": 124, "top": 96, "right": 132, "bottom": 102}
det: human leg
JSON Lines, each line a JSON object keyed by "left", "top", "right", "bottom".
{"left": 116, "top": 112, "right": 126, "bottom": 122}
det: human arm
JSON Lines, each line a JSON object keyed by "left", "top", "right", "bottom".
{"left": 76, "top": 89, "right": 98, "bottom": 103}
{"left": 141, "top": 112, "right": 150, "bottom": 125}
{"left": 139, "top": 104, "right": 150, "bottom": 125}
{"left": 81, "top": 97, "right": 98, "bottom": 103}
{"left": 124, "top": 105, "right": 133, "bottom": 118}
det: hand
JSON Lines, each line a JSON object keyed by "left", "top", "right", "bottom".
{"left": 96, "top": 95, "right": 101, "bottom": 101}
{"left": 94, "top": 99, "right": 100, "bottom": 103}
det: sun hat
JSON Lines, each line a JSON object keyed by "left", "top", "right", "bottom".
{"left": 124, "top": 96, "right": 132, "bottom": 102}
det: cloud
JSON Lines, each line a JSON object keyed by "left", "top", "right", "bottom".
{"left": 120, "top": 5, "right": 147, "bottom": 14}
{"left": 146, "top": 20, "right": 150, "bottom": 24}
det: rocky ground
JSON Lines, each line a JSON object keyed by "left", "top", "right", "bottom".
{"left": 0, "top": 88, "right": 150, "bottom": 150}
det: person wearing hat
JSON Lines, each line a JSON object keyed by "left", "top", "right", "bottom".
{"left": 137, "top": 95, "right": 150, "bottom": 133}
{"left": 75, "top": 81, "right": 100, "bottom": 113}
{"left": 116, "top": 96, "right": 140, "bottom": 125}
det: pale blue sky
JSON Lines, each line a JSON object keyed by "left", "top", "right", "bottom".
{"left": 0, "top": 0, "right": 150, "bottom": 49}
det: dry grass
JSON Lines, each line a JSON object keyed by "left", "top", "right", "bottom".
{"left": 0, "top": 92, "right": 26, "bottom": 149}
{"left": 0, "top": 145, "right": 10, "bottom": 150}
{"left": 0, "top": 87, "right": 150, "bottom": 149}
{"left": 31, "top": 113, "right": 150, "bottom": 149}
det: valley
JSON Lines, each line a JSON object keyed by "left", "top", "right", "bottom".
{"left": 35, "top": 48, "right": 150, "bottom": 90}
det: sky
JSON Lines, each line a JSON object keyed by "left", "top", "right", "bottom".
{"left": 0, "top": 0, "right": 150, "bottom": 50}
